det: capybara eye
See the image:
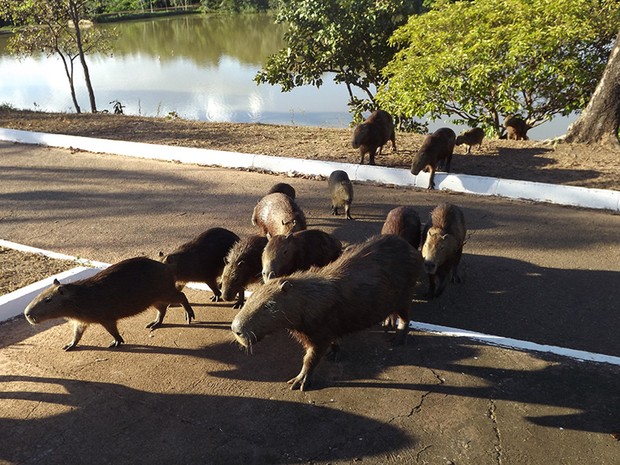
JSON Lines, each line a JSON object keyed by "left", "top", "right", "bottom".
{"left": 44, "top": 297, "right": 52, "bottom": 303}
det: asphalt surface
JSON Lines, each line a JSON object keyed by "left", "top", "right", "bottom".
{"left": 0, "top": 141, "right": 619, "bottom": 464}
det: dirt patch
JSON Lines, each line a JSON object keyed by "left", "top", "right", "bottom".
{"left": 1, "top": 109, "right": 618, "bottom": 190}
{"left": 0, "top": 247, "right": 77, "bottom": 296}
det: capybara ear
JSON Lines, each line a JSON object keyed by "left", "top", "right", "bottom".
{"left": 53, "top": 278, "right": 61, "bottom": 286}
{"left": 158, "top": 251, "right": 164, "bottom": 257}
{"left": 279, "top": 280, "right": 293, "bottom": 292}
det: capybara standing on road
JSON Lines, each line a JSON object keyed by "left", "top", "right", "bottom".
{"left": 381, "top": 206, "right": 422, "bottom": 249}
{"left": 410, "top": 127, "right": 456, "bottom": 190}
{"left": 24, "top": 257, "right": 195, "bottom": 350}
{"left": 232, "top": 235, "right": 423, "bottom": 391}
{"left": 220, "top": 235, "right": 269, "bottom": 309}
{"left": 261, "top": 229, "right": 342, "bottom": 282}
{"left": 352, "top": 109, "right": 396, "bottom": 165}
{"left": 455, "top": 127, "right": 484, "bottom": 154}
{"left": 252, "top": 192, "right": 307, "bottom": 238}
{"left": 328, "top": 170, "right": 354, "bottom": 220}
{"left": 504, "top": 115, "right": 530, "bottom": 140}
{"left": 160, "top": 227, "right": 240, "bottom": 310}
{"left": 267, "top": 182, "right": 296, "bottom": 200}
{"left": 421, "top": 203, "right": 466, "bottom": 298}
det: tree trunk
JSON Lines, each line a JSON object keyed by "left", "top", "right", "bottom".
{"left": 70, "top": 0, "right": 97, "bottom": 113}
{"left": 564, "top": 29, "right": 620, "bottom": 150}
{"left": 58, "top": 50, "right": 81, "bottom": 113}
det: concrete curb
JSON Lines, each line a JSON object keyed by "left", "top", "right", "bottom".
{"left": 1, "top": 127, "right": 618, "bottom": 212}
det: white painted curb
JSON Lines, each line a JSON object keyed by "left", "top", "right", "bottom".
{"left": 1, "top": 127, "right": 618, "bottom": 212}
{"left": 0, "top": 266, "right": 100, "bottom": 321}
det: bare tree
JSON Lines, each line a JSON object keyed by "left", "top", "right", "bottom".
{"left": 564, "top": 29, "right": 620, "bottom": 150}
{"left": 0, "top": 0, "right": 115, "bottom": 114}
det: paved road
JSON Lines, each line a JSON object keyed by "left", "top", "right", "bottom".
{"left": 1, "top": 141, "right": 619, "bottom": 464}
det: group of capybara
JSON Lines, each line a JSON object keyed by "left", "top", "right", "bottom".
{"left": 24, "top": 172, "right": 467, "bottom": 391}
{"left": 353, "top": 110, "right": 530, "bottom": 190}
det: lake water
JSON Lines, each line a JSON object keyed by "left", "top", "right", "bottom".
{"left": 0, "top": 13, "right": 574, "bottom": 139}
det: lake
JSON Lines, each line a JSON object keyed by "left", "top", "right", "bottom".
{"left": 0, "top": 13, "right": 574, "bottom": 139}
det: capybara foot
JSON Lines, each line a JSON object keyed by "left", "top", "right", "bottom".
{"left": 210, "top": 295, "right": 222, "bottom": 302}
{"left": 145, "top": 320, "right": 162, "bottom": 330}
{"left": 346, "top": 214, "right": 353, "bottom": 220}
{"left": 232, "top": 302, "right": 243, "bottom": 310}
{"left": 63, "top": 342, "right": 77, "bottom": 351}
{"left": 108, "top": 337, "right": 125, "bottom": 348}
{"left": 288, "top": 374, "right": 311, "bottom": 391}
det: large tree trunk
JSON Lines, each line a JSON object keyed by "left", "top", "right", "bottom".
{"left": 70, "top": 0, "right": 97, "bottom": 113}
{"left": 564, "top": 30, "right": 620, "bottom": 150}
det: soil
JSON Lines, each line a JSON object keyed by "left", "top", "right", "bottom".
{"left": 1, "top": 109, "right": 619, "bottom": 190}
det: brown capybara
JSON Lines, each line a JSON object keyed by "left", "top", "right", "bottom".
{"left": 328, "top": 170, "right": 354, "bottom": 220}
{"left": 504, "top": 115, "right": 530, "bottom": 140}
{"left": 220, "top": 235, "right": 268, "bottom": 309}
{"left": 231, "top": 234, "right": 423, "bottom": 391}
{"left": 159, "top": 227, "right": 240, "bottom": 308}
{"left": 410, "top": 127, "right": 456, "bottom": 190}
{"left": 351, "top": 109, "right": 396, "bottom": 165}
{"left": 381, "top": 206, "right": 422, "bottom": 249}
{"left": 24, "top": 257, "right": 195, "bottom": 350}
{"left": 267, "top": 182, "right": 296, "bottom": 200}
{"left": 421, "top": 203, "right": 466, "bottom": 298}
{"left": 455, "top": 127, "right": 484, "bottom": 154}
{"left": 261, "top": 229, "right": 342, "bottom": 282}
{"left": 251, "top": 192, "right": 307, "bottom": 239}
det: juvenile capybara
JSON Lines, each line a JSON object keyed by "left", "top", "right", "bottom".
{"left": 410, "top": 127, "right": 456, "bottom": 190}
{"left": 504, "top": 115, "right": 530, "bottom": 140}
{"left": 220, "top": 235, "right": 268, "bottom": 309}
{"left": 351, "top": 109, "right": 396, "bottom": 165}
{"left": 251, "top": 192, "right": 307, "bottom": 238}
{"left": 381, "top": 206, "right": 422, "bottom": 249}
{"left": 455, "top": 127, "right": 484, "bottom": 154}
{"left": 231, "top": 235, "right": 423, "bottom": 391}
{"left": 328, "top": 170, "right": 354, "bottom": 220}
{"left": 267, "top": 182, "right": 296, "bottom": 200}
{"left": 160, "top": 227, "right": 240, "bottom": 308}
{"left": 24, "top": 257, "right": 195, "bottom": 350}
{"left": 421, "top": 203, "right": 466, "bottom": 298}
{"left": 261, "top": 229, "right": 342, "bottom": 282}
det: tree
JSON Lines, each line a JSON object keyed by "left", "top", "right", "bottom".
{"left": 255, "top": 0, "right": 425, "bottom": 122}
{"left": 377, "top": 0, "right": 620, "bottom": 135}
{"left": 564, "top": 29, "right": 620, "bottom": 149}
{"left": 0, "top": 0, "right": 115, "bottom": 113}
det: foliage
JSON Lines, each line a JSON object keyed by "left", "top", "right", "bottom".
{"left": 200, "top": 0, "right": 273, "bottom": 13}
{"left": 255, "top": 0, "right": 425, "bottom": 123}
{"left": 0, "top": 0, "right": 116, "bottom": 113}
{"left": 377, "top": 0, "right": 620, "bottom": 135}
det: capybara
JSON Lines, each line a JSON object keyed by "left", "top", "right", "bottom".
{"left": 351, "top": 109, "right": 396, "bottom": 165}
{"left": 328, "top": 170, "right": 354, "bottom": 220}
{"left": 455, "top": 127, "right": 484, "bottom": 154}
{"left": 410, "top": 127, "right": 456, "bottom": 190}
{"left": 421, "top": 203, "right": 466, "bottom": 298}
{"left": 24, "top": 257, "right": 195, "bottom": 350}
{"left": 159, "top": 227, "right": 240, "bottom": 308}
{"left": 261, "top": 229, "right": 342, "bottom": 282}
{"left": 504, "top": 115, "right": 530, "bottom": 140}
{"left": 231, "top": 235, "right": 423, "bottom": 391}
{"left": 267, "top": 182, "right": 296, "bottom": 200}
{"left": 251, "top": 192, "right": 307, "bottom": 239}
{"left": 381, "top": 206, "right": 422, "bottom": 249}
{"left": 220, "top": 235, "right": 268, "bottom": 309}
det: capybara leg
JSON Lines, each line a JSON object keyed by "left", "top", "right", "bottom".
{"left": 359, "top": 150, "right": 365, "bottom": 165}
{"left": 344, "top": 203, "right": 353, "bottom": 220}
{"left": 391, "top": 133, "right": 397, "bottom": 152}
{"left": 331, "top": 204, "right": 339, "bottom": 216}
{"left": 425, "top": 273, "right": 437, "bottom": 298}
{"left": 427, "top": 168, "right": 436, "bottom": 190}
{"left": 368, "top": 147, "right": 376, "bottom": 165}
{"left": 101, "top": 320, "right": 124, "bottom": 348}
{"left": 288, "top": 342, "right": 329, "bottom": 391}
{"left": 64, "top": 322, "right": 86, "bottom": 351}
{"left": 146, "top": 305, "right": 167, "bottom": 330}
{"left": 392, "top": 313, "right": 410, "bottom": 346}
{"left": 206, "top": 278, "right": 222, "bottom": 302}
{"left": 444, "top": 153, "right": 453, "bottom": 173}
{"left": 451, "top": 248, "right": 464, "bottom": 284}
{"left": 180, "top": 295, "right": 195, "bottom": 323}
{"left": 434, "top": 272, "right": 450, "bottom": 297}
{"left": 232, "top": 291, "right": 245, "bottom": 310}
{"left": 325, "top": 340, "right": 341, "bottom": 362}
